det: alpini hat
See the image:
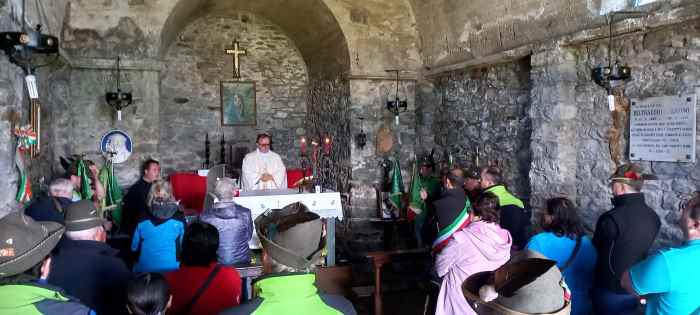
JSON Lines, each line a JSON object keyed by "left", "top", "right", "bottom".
{"left": 255, "top": 202, "right": 326, "bottom": 270}
{"left": 462, "top": 250, "right": 571, "bottom": 315}
{"left": 0, "top": 211, "right": 65, "bottom": 277}
{"left": 609, "top": 163, "right": 656, "bottom": 187}
{"left": 65, "top": 200, "right": 106, "bottom": 231}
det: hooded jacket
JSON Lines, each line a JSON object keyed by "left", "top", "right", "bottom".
{"left": 200, "top": 201, "right": 253, "bottom": 265}
{"left": 435, "top": 220, "right": 512, "bottom": 315}
{"left": 0, "top": 283, "right": 94, "bottom": 315}
{"left": 485, "top": 185, "right": 530, "bottom": 249}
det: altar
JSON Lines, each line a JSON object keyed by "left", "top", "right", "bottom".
{"left": 233, "top": 188, "right": 344, "bottom": 266}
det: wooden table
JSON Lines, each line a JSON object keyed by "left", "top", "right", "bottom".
{"left": 365, "top": 248, "right": 430, "bottom": 315}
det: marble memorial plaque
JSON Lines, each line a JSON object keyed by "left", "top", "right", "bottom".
{"left": 629, "top": 94, "right": 696, "bottom": 162}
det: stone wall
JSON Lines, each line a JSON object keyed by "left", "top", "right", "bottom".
{"left": 570, "top": 19, "right": 700, "bottom": 246}
{"left": 432, "top": 60, "right": 532, "bottom": 199}
{"left": 0, "top": 54, "right": 23, "bottom": 217}
{"left": 159, "top": 13, "right": 308, "bottom": 174}
{"left": 349, "top": 78, "right": 416, "bottom": 218}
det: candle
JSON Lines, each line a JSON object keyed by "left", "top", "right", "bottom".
{"left": 323, "top": 136, "right": 332, "bottom": 155}
{"left": 300, "top": 137, "right": 307, "bottom": 156}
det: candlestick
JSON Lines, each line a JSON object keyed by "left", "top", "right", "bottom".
{"left": 323, "top": 136, "right": 331, "bottom": 156}
{"left": 300, "top": 136, "right": 307, "bottom": 156}
{"left": 220, "top": 133, "right": 226, "bottom": 165}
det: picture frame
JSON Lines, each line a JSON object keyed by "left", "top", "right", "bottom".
{"left": 220, "top": 80, "right": 256, "bottom": 126}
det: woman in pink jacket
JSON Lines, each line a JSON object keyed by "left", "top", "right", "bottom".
{"left": 434, "top": 191, "right": 512, "bottom": 315}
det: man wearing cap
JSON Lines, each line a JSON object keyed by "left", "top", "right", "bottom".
{"left": 620, "top": 191, "right": 700, "bottom": 315}
{"left": 24, "top": 178, "right": 74, "bottom": 224}
{"left": 221, "top": 202, "right": 356, "bottom": 315}
{"left": 480, "top": 166, "right": 530, "bottom": 250}
{"left": 0, "top": 210, "right": 94, "bottom": 314}
{"left": 409, "top": 155, "right": 441, "bottom": 247}
{"left": 463, "top": 167, "right": 481, "bottom": 204}
{"left": 592, "top": 163, "right": 660, "bottom": 315}
{"left": 241, "top": 133, "right": 287, "bottom": 191}
{"left": 49, "top": 200, "right": 132, "bottom": 315}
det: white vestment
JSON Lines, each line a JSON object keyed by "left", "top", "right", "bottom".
{"left": 241, "top": 149, "right": 287, "bottom": 191}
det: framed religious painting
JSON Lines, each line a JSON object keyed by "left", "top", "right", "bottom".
{"left": 220, "top": 81, "right": 256, "bottom": 126}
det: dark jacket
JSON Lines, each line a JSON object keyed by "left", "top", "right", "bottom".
{"left": 0, "top": 282, "right": 94, "bottom": 314}
{"left": 220, "top": 273, "right": 356, "bottom": 315}
{"left": 122, "top": 178, "right": 152, "bottom": 236}
{"left": 592, "top": 193, "right": 660, "bottom": 293}
{"left": 200, "top": 201, "right": 253, "bottom": 265}
{"left": 484, "top": 185, "right": 530, "bottom": 250}
{"left": 24, "top": 196, "right": 72, "bottom": 224}
{"left": 49, "top": 239, "right": 132, "bottom": 315}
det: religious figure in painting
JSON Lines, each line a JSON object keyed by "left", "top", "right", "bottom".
{"left": 221, "top": 81, "right": 256, "bottom": 126}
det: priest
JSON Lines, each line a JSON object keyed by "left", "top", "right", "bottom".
{"left": 241, "top": 133, "right": 287, "bottom": 191}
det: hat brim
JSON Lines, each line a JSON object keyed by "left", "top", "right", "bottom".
{"left": 65, "top": 217, "right": 107, "bottom": 232}
{"left": 462, "top": 272, "right": 571, "bottom": 315}
{"left": 0, "top": 221, "right": 64, "bottom": 277}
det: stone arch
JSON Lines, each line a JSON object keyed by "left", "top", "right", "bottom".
{"left": 159, "top": 0, "right": 351, "bottom": 77}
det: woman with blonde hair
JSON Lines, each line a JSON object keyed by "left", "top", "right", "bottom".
{"left": 131, "top": 180, "right": 185, "bottom": 273}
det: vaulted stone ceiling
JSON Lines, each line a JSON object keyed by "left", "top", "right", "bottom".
{"left": 60, "top": 0, "right": 421, "bottom": 77}
{"left": 161, "top": 0, "right": 350, "bottom": 76}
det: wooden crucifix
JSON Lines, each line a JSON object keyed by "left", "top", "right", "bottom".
{"left": 225, "top": 40, "right": 247, "bottom": 79}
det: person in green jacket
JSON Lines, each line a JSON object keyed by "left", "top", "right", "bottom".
{"left": 480, "top": 166, "right": 530, "bottom": 250}
{"left": 221, "top": 202, "right": 356, "bottom": 315}
{"left": 0, "top": 210, "right": 94, "bottom": 315}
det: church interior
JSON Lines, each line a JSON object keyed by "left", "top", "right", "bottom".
{"left": 1, "top": 0, "right": 700, "bottom": 314}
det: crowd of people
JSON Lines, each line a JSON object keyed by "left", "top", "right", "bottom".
{"left": 413, "top": 158, "right": 700, "bottom": 315}
{"left": 1, "top": 143, "right": 700, "bottom": 314}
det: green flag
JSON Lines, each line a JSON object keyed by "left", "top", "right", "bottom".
{"left": 99, "top": 160, "right": 123, "bottom": 224}
{"left": 408, "top": 159, "right": 425, "bottom": 218}
{"left": 388, "top": 156, "right": 404, "bottom": 210}
{"left": 76, "top": 159, "right": 93, "bottom": 201}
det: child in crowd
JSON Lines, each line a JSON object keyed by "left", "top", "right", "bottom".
{"left": 131, "top": 180, "right": 185, "bottom": 273}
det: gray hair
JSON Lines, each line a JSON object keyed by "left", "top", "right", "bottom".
{"left": 214, "top": 177, "right": 236, "bottom": 201}
{"left": 49, "top": 178, "right": 74, "bottom": 198}
{"left": 65, "top": 226, "right": 103, "bottom": 241}
{"left": 267, "top": 254, "right": 321, "bottom": 274}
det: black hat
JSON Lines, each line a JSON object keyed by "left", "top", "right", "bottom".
{"left": 432, "top": 189, "right": 470, "bottom": 252}
{"left": 0, "top": 211, "right": 65, "bottom": 277}
{"left": 609, "top": 163, "right": 656, "bottom": 187}
{"left": 465, "top": 167, "right": 480, "bottom": 180}
{"left": 64, "top": 200, "right": 106, "bottom": 231}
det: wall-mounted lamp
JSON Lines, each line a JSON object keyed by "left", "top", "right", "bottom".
{"left": 106, "top": 56, "right": 133, "bottom": 121}
{"left": 386, "top": 69, "right": 407, "bottom": 124}
{"left": 0, "top": 24, "right": 59, "bottom": 74}
{"left": 591, "top": 11, "right": 648, "bottom": 111}
{"left": 355, "top": 117, "right": 367, "bottom": 149}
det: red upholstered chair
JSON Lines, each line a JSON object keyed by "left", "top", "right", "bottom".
{"left": 170, "top": 172, "right": 208, "bottom": 214}
{"left": 286, "top": 169, "right": 311, "bottom": 188}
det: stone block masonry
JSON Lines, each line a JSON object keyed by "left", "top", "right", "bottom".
{"left": 160, "top": 12, "right": 308, "bottom": 175}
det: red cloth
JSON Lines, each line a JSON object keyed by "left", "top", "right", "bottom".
{"left": 170, "top": 173, "right": 207, "bottom": 213}
{"left": 286, "top": 168, "right": 311, "bottom": 188}
{"left": 165, "top": 263, "right": 242, "bottom": 315}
